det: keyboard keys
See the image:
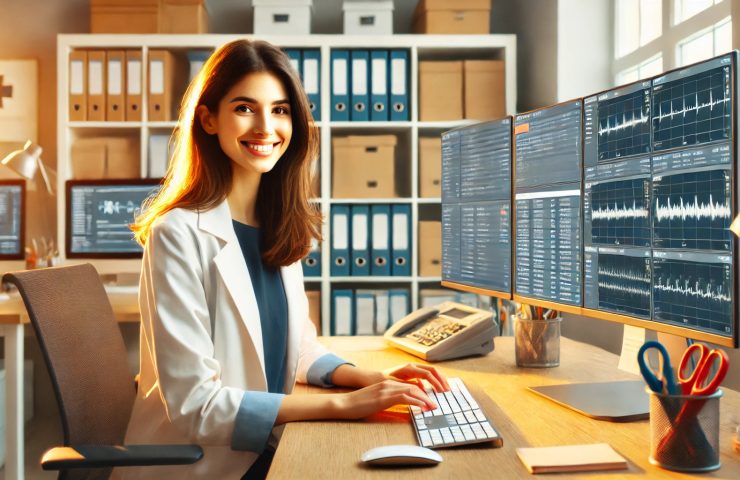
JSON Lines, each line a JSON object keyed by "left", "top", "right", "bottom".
{"left": 461, "top": 424, "right": 476, "bottom": 441}
{"left": 454, "top": 412, "right": 467, "bottom": 425}
{"left": 473, "top": 409, "right": 486, "bottom": 422}
{"left": 430, "top": 429, "right": 444, "bottom": 446}
{"left": 464, "top": 410, "right": 477, "bottom": 424}
{"left": 471, "top": 423, "right": 487, "bottom": 440}
{"left": 444, "top": 391, "right": 462, "bottom": 413}
{"left": 481, "top": 421, "right": 498, "bottom": 438}
{"left": 419, "top": 430, "right": 433, "bottom": 447}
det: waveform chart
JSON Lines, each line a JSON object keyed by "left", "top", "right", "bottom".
{"left": 588, "top": 178, "right": 651, "bottom": 246}
{"left": 652, "top": 169, "right": 732, "bottom": 251}
{"left": 652, "top": 64, "right": 731, "bottom": 150}
{"left": 597, "top": 253, "right": 651, "bottom": 317}
{"left": 652, "top": 255, "right": 733, "bottom": 334}
{"left": 597, "top": 88, "right": 651, "bottom": 161}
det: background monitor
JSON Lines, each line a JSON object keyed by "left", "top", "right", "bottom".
{"left": 65, "top": 179, "right": 160, "bottom": 259}
{"left": 0, "top": 179, "right": 25, "bottom": 260}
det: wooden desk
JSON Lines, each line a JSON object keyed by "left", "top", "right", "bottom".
{"left": 0, "top": 287, "right": 138, "bottom": 480}
{"left": 269, "top": 336, "right": 740, "bottom": 479}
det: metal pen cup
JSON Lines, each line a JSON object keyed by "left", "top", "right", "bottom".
{"left": 514, "top": 315, "right": 561, "bottom": 368}
{"left": 649, "top": 389, "right": 722, "bottom": 472}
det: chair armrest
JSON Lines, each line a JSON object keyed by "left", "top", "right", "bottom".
{"left": 41, "top": 444, "right": 203, "bottom": 470}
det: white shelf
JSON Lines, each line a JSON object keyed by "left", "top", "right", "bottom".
{"left": 57, "top": 33, "right": 517, "bottom": 335}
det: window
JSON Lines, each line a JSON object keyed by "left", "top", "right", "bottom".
{"left": 678, "top": 17, "right": 732, "bottom": 66}
{"left": 616, "top": 0, "right": 663, "bottom": 58}
{"left": 674, "top": 0, "right": 723, "bottom": 25}
{"left": 616, "top": 55, "right": 663, "bottom": 85}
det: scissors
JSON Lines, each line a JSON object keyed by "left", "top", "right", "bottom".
{"left": 637, "top": 341, "right": 678, "bottom": 395}
{"left": 676, "top": 343, "right": 729, "bottom": 396}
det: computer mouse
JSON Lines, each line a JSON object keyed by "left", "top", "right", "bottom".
{"left": 360, "top": 444, "right": 443, "bottom": 466}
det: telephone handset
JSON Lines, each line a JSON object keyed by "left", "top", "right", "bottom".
{"left": 384, "top": 301, "right": 496, "bottom": 362}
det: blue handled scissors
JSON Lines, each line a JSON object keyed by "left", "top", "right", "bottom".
{"left": 637, "top": 341, "right": 678, "bottom": 395}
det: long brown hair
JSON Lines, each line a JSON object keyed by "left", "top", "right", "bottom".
{"left": 131, "top": 39, "right": 322, "bottom": 267}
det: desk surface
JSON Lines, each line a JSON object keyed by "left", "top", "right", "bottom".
{"left": 269, "top": 336, "right": 740, "bottom": 479}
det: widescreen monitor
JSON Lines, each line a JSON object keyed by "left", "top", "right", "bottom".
{"left": 0, "top": 179, "right": 25, "bottom": 260}
{"left": 65, "top": 179, "right": 160, "bottom": 259}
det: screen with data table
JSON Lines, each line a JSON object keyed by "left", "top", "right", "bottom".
{"left": 0, "top": 180, "right": 24, "bottom": 260}
{"left": 66, "top": 179, "right": 160, "bottom": 258}
{"left": 441, "top": 118, "right": 512, "bottom": 296}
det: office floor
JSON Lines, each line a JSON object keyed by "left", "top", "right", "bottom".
{"left": 1, "top": 415, "right": 60, "bottom": 480}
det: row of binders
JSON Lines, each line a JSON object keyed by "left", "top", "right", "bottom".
{"left": 331, "top": 49, "right": 409, "bottom": 122}
{"left": 331, "top": 204, "right": 411, "bottom": 277}
{"left": 284, "top": 49, "right": 321, "bottom": 121}
{"left": 332, "top": 288, "right": 410, "bottom": 335}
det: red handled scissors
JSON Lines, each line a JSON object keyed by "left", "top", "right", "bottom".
{"left": 677, "top": 343, "right": 729, "bottom": 396}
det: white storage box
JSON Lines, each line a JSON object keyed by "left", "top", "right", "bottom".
{"left": 253, "top": 0, "right": 312, "bottom": 35}
{"left": 343, "top": 0, "right": 393, "bottom": 35}
{"left": 0, "top": 359, "right": 34, "bottom": 468}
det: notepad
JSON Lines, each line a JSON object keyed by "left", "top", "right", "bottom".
{"left": 516, "top": 443, "right": 628, "bottom": 474}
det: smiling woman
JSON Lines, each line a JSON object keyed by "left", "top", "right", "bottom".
{"left": 123, "top": 39, "right": 448, "bottom": 480}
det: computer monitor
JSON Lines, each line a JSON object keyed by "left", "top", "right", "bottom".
{"left": 65, "top": 179, "right": 160, "bottom": 259}
{"left": 0, "top": 179, "right": 25, "bottom": 260}
{"left": 440, "top": 117, "right": 513, "bottom": 299}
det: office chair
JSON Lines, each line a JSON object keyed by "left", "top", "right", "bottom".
{"left": 2, "top": 263, "right": 202, "bottom": 480}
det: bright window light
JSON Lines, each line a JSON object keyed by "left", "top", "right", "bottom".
{"left": 675, "top": 0, "right": 717, "bottom": 24}
{"left": 639, "top": 55, "right": 664, "bottom": 78}
{"left": 616, "top": 0, "right": 640, "bottom": 57}
{"left": 616, "top": 67, "right": 640, "bottom": 85}
{"left": 640, "top": 0, "right": 662, "bottom": 45}
{"left": 678, "top": 17, "right": 732, "bottom": 66}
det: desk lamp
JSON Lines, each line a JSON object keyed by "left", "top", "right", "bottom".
{"left": 1, "top": 140, "right": 54, "bottom": 194}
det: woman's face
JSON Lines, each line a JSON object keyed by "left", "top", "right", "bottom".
{"left": 200, "top": 70, "right": 293, "bottom": 176}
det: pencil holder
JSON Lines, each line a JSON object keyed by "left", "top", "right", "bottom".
{"left": 649, "top": 389, "right": 722, "bottom": 472}
{"left": 514, "top": 315, "right": 561, "bottom": 368}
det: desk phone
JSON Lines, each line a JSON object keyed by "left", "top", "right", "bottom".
{"left": 384, "top": 301, "right": 496, "bottom": 361}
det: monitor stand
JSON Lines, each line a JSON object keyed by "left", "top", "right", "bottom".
{"left": 528, "top": 381, "right": 649, "bottom": 422}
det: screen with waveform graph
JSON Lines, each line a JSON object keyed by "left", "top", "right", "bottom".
{"left": 66, "top": 179, "right": 161, "bottom": 258}
{"left": 652, "top": 251, "right": 733, "bottom": 336}
{"left": 652, "top": 54, "right": 731, "bottom": 151}
{"left": 584, "top": 247, "right": 651, "bottom": 319}
{"left": 652, "top": 168, "right": 732, "bottom": 251}
{"left": 584, "top": 177, "right": 651, "bottom": 247}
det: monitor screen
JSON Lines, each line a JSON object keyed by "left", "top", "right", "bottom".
{"left": 441, "top": 117, "right": 512, "bottom": 297}
{"left": 65, "top": 179, "right": 160, "bottom": 258}
{"left": 0, "top": 180, "right": 25, "bottom": 260}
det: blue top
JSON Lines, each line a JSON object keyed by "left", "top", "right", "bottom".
{"left": 229, "top": 220, "right": 352, "bottom": 454}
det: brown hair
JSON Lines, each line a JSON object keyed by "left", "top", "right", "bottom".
{"left": 131, "top": 39, "right": 321, "bottom": 267}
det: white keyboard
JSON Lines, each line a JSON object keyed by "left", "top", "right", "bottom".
{"left": 409, "top": 377, "right": 503, "bottom": 449}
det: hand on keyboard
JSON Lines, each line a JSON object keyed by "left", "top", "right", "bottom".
{"left": 333, "top": 379, "right": 439, "bottom": 419}
{"left": 384, "top": 363, "right": 450, "bottom": 393}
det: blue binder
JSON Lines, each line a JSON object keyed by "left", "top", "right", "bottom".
{"left": 350, "top": 50, "right": 369, "bottom": 121}
{"left": 370, "top": 50, "right": 389, "bottom": 121}
{"left": 370, "top": 204, "right": 391, "bottom": 276}
{"left": 350, "top": 204, "right": 370, "bottom": 276}
{"left": 391, "top": 204, "right": 411, "bottom": 276}
{"left": 331, "top": 289, "right": 354, "bottom": 335}
{"left": 302, "top": 49, "right": 321, "bottom": 121}
{"left": 389, "top": 50, "right": 409, "bottom": 121}
{"left": 389, "top": 289, "right": 410, "bottom": 326}
{"left": 330, "top": 205, "right": 351, "bottom": 276}
{"left": 302, "top": 237, "right": 321, "bottom": 277}
{"left": 331, "top": 50, "right": 350, "bottom": 121}
{"left": 285, "top": 49, "right": 302, "bottom": 79}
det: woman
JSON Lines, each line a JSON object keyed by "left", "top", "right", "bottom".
{"left": 125, "top": 39, "right": 448, "bottom": 479}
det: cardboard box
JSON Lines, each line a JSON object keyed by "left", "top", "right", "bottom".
{"left": 419, "top": 137, "right": 442, "bottom": 197}
{"left": 419, "top": 61, "right": 463, "bottom": 121}
{"left": 90, "top": 0, "right": 159, "bottom": 34}
{"left": 332, "top": 135, "right": 397, "bottom": 198}
{"left": 465, "top": 60, "right": 505, "bottom": 120}
{"left": 418, "top": 221, "right": 442, "bottom": 277}
{"left": 71, "top": 137, "right": 139, "bottom": 179}
{"left": 253, "top": 0, "right": 312, "bottom": 35}
{"left": 413, "top": 0, "right": 491, "bottom": 34}
{"left": 160, "top": 0, "right": 209, "bottom": 34}
{"left": 343, "top": 0, "right": 394, "bottom": 35}
{"left": 306, "top": 290, "right": 321, "bottom": 332}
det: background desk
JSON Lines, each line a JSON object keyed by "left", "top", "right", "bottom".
{"left": 0, "top": 286, "right": 138, "bottom": 480}
{"left": 270, "top": 336, "right": 740, "bottom": 479}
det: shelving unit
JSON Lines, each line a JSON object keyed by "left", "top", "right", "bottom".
{"left": 56, "top": 34, "right": 516, "bottom": 335}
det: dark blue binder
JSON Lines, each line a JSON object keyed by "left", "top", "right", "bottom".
{"left": 350, "top": 204, "right": 370, "bottom": 276}
{"left": 390, "top": 50, "right": 409, "bottom": 121}
{"left": 330, "top": 205, "right": 351, "bottom": 276}
{"left": 350, "top": 50, "right": 369, "bottom": 121}
{"left": 302, "top": 49, "right": 321, "bottom": 121}
{"left": 331, "top": 49, "right": 350, "bottom": 121}
{"left": 302, "top": 237, "right": 321, "bottom": 277}
{"left": 370, "top": 204, "right": 391, "bottom": 276}
{"left": 391, "top": 204, "right": 411, "bottom": 276}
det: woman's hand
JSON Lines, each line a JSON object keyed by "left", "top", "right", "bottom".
{"left": 332, "top": 379, "right": 437, "bottom": 420}
{"left": 384, "top": 363, "right": 450, "bottom": 392}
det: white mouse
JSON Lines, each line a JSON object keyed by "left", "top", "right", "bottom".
{"left": 360, "top": 444, "right": 443, "bottom": 466}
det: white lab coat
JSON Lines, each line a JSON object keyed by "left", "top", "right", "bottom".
{"left": 120, "top": 200, "right": 331, "bottom": 479}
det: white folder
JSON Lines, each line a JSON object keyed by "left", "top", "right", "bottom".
{"left": 374, "top": 290, "right": 390, "bottom": 334}
{"left": 355, "top": 290, "right": 376, "bottom": 335}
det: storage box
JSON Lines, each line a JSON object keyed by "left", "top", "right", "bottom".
{"left": 160, "top": 0, "right": 209, "bottom": 34}
{"left": 464, "top": 60, "right": 505, "bottom": 120}
{"left": 71, "top": 137, "right": 140, "bottom": 179}
{"left": 413, "top": 0, "right": 491, "bottom": 34}
{"left": 419, "top": 137, "right": 441, "bottom": 197}
{"left": 343, "top": 0, "right": 394, "bottom": 35}
{"left": 253, "top": 0, "right": 312, "bottom": 35}
{"left": 332, "top": 135, "right": 397, "bottom": 198}
{"left": 418, "top": 221, "right": 442, "bottom": 277}
{"left": 90, "top": 0, "right": 159, "bottom": 34}
{"left": 306, "top": 290, "right": 321, "bottom": 332}
{"left": 419, "top": 61, "right": 463, "bottom": 121}
{"left": 0, "top": 360, "right": 35, "bottom": 468}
